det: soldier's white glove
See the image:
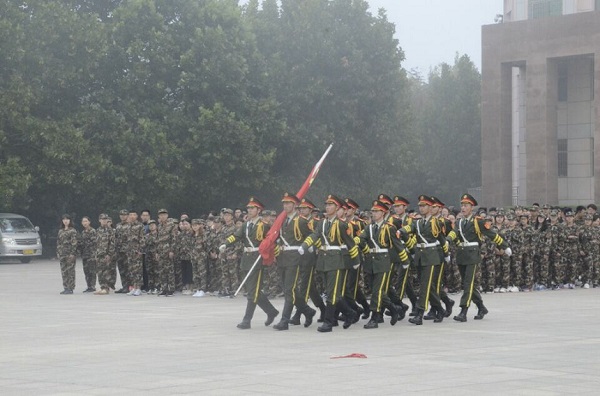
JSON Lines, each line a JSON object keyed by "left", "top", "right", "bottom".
{"left": 219, "top": 244, "right": 226, "bottom": 253}
{"left": 353, "top": 263, "right": 360, "bottom": 270}
{"left": 402, "top": 264, "right": 409, "bottom": 269}
{"left": 308, "top": 246, "right": 314, "bottom": 253}
{"left": 444, "top": 256, "right": 451, "bottom": 264}
{"left": 505, "top": 247, "right": 512, "bottom": 257}
{"left": 298, "top": 246, "right": 305, "bottom": 255}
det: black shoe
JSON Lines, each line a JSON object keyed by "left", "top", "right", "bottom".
{"left": 409, "top": 306, "right": 418, "bottom": 317}
{"left": 363, "top": 318, "right": 379, "bottom": 329}
{"left": 361, "top": 306, "right": 371, "bottom": 320}
{"left": 166, "top": 290, "right": 174, "bottom": 297}
{"left": 237, "top": 321, "right": 251, "bottom": 329}
{"left": 265, "top": 310, "right": 279, "bottom": 326}
{"left": 60, "top": 289, "right": 73, "bottom": 295}
{"left": 474, "top": 305, "right": 488, "bottom": 320}
{"left": 317, "top": 322, "right": 332, "bottom": 332}
{"left": 158, "top": 290, "right": 168, "bottom": 296}
{"left": 331, "top": 319, "right": 339, "bottom": 327}
{"left": 401, "top": 303, "right": 410, "bottom": 312}
{"left": 408, "top": 309, "right": 423, "bottom": 325}
{"left": 445, "top": 299, "right": 455, "bottom": 318}
{"left": 424, "top": 309, "right": 436, "bottom": 320}
{"left": 273, "top": 320, "right": 289, "bottom": 331}
{"left": 433, "top": 306, "right": 444, "bottom": 323}
{"left": 343, "top": 311, "right": 357, "bottom": 329}
{"left": 317, "top": 306, "right": 326, "bottom": 323}
{"left": 397, "top": 304, "right": 406, "bottom": 321}
{"left": 289, "top": 310, "right": 302, "bottom": 326}
{"left": 115, "top": 288, "right": 127, "bottom": 294}
{"left": 454, "top": 307, "right": 468, "bottom": 322}
{"left": 83, "top": 287, "right": 95, "bottom": 293}
{"left": 389, "top": 305, "right": 399, "bottom": 326}
{"left": 304, "top": 307, "right": 316, "bottom": 328}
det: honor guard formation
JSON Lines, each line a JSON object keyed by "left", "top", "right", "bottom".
{"left": 56, "top": 194, "right": 600, "bottom": 331}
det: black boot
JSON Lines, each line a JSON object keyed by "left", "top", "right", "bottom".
{"left": 289, "top": 309, "right": 302, "bottom": 326}
{"left": 474, "top": 301, "right": 489, "bottom": 320}
{"left": 433, "top": 306, "right": 444, "bottom": 323}
{"left": 237, "top": 301, "right": 257, "bottom": 329}
{"left": 408, "top": 308, "right": 424, "bottom": 325}
{"left": 444, "top": 298, "right": 455, "bottom": 318}
{"left": 453, "top": 307, "right": 468, "bottom": 322}
{"left": 409, "top": 305, "right": 418, "bottom": 317}
{"left": 316, "top": 303, "right": 326, "bottom": 323}
{"left": 339, "top": 300, "right": 357, "bottom": 329}
{"left": 257, "top": 294, "right": 279, "bottom": 326}
{"left": 303, "top": 306, "right": 317, "bottom": 328}
{"left": 364, "top": 312, "right": 379, "bottom": 329}
{"left": 273, "top": 319, "right": 289, "bottom": 331}
{"left": 317, "top": 304, "right": 335, "bottom": 333}
{"left": 356, "top": 293, "right": 371, "bottom": 319}
{"left": 388, "top": 303, "right": 399, "bottom": 326}
{"left": 424, "top": 308, "right": 436, "bottom": 320}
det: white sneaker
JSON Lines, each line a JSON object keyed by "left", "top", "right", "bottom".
{"left": 584, "top": 283, "right": 590, "bottom": 289}
{"left": 132, "top": 289, "right": 142, "bottom": 296}
{"left": 499, "top": 287, "right": 507, "bottom": 293}
{"left": 127, "top": 289, "right": 135, "bottom": 296}
{"left": 510, "top": 286, "right": 519, "bottom": 292}
{"left": 493, "top": 287, "right": 500, "bottom": 293}
{"left": 193, "top": 290, "right": 205, "bottom": 297}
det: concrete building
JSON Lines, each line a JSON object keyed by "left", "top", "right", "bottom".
{"left": 481, "top": 1, "right": 600, "bottom": 207}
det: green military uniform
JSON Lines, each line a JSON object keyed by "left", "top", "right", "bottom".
{"left": 400, "top": 195, "right": 449, "bottom": 324}
{"left": 357, "top": 200, "right": 409, "bottom": 328}
{"left": 300, "top": 194, "right": 360, "bottom": 332}
{"left": 94, "top": 214, "right": 115, "bottom": 293}
{"left": 223, "top": 197, "right": 279, "bottom": 329}
{"left": 57, "top": 216, "right": 78, "bottom": 294}
{"left": 272, "top": 193, "right": 317, "bottom": 330}
{"left": 78, "top": 225, "right": 97, "bottom": 292}
{"left": 447, "top": 194, "right": 509, "bottom": 322}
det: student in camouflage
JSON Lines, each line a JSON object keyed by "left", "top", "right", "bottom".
{"left": 94, "top": 214, "right": 115, "bottom": 294}
{"left": 57, "top": 214, "right": 78, "bottom": 294}
{"left": 144, "top": 220, "right": 159, "bottom": 293}
{"left": 78, "top": 216, "right": 97, "bottom": 292}
{"left": 114, "top": 209, "right": 130, "bottom": 293}
{"left": 126, "top": 210, "right": 145, "bottom": 296}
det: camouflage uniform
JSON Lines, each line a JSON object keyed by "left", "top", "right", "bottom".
{"left": 505, "top": 223, "right": 524, "bottom": 288}
{"left": 480, "top": 232, "right": 496, "bottom": 292}
{"left": 219, "top": 223, "right": 239, "bottom": 294}
{"left": 206, "top": 225, "right": 224, "bottom": 293}
{"left": 157, "top": 220, "right": 175, "bottom": 293}
{"left": 192, "top": 230, "right": 208, "bottom": 291}
{"left": 127, "top": 220, "right": 145, "bottom": 288}
{"left": 57, "top": 227, "right": 78, "bottom": 291}
{"left": 175, "top": 228, "right": 195, "bottom": 288}
{"left": 78, "top": 227, "right": 97, "bottom": 289}
{"left": 493, "top": 225, "right": 511, "bottom": 289}
{"left": 144, "top": 229, "right": 159, "bottom": 291}
{"left": 560, "top": 221, "right": 581, "bottom": 286}
{"left": 95, "top": 224, "right": 116, "bottom": 291}
{"left": 519, "top": 223, "right": 535, "bottom": 289}
{"left": 534, "top": 225, "right": 551, "bottom": 287}
{"left": 578, "top": 221, "right": 596, "bottom": 286}
{"left": 114, "top": 220, "right": 130, "bottom": 289}
{"left": 547, "top": 221, "right": 564, "bottom": 287}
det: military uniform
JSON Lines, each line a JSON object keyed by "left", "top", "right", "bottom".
{"left": 156, "top": 210, "right": 176, "bottom": 296}
{"left": 144, "top": 222, "right": 159, "bottom": 292}
{"left": 223, "top": 197, "right": 279, "bottom": 329}
{"left": 447, "top": 194, "right": 509, "bottom": 322}
{"left": 399, "top": 195, "right": 449, "bottom": 325}
{"left": 219, "top": 216, "right": 238, "bottom": 295}
{"left": 560, "top": 211, "right": 580, "bottom": 287}
{"left": 357, "top": 200, "right": 410, "bottom": 328}
{"left": 94, "top": 214, "right": 115, "bottom": 293}
{"left": 175, "top": 220, "right": 195, "bottom": 292}
{"left": 78, "top": 225, "right": 97, "bottom": 291}
{"left": 191, "top": 219, "right": 208, "bottom": 293}
{"left": 57, "top": 217, "right": 78, "bottom": 293}
{"left": 344, "top": 198, "right": 371, "bottom": 320}
{"left": 300, "top": 194, "right": 361, "bottom": 332}
{"left": 127, "top": 215, "right": 145, "bottom": 294}
{"left": 114, "top": 210, "right": 130, "bottom": 292}
{"left": 272, "top": 193, "right": 318, "bottom": 330}
{"left": 578, "top": 215, "right": 596, "bottom": 288}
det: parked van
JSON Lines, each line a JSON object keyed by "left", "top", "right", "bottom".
{"left": 0, "top": 213, "right": 43, "bottom": 263}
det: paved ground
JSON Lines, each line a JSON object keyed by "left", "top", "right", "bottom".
{"left": 2, "top": 258, "right": 600, "bottom": 395}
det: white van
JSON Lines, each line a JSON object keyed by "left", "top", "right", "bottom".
{"left": 0, "top": 213, "right": 43, "bottom": 263}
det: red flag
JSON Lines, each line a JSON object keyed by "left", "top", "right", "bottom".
{"left": 259, "top": 143, "right": 334, "bottom": 265}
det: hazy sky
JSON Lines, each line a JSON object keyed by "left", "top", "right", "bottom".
{"left": 366, "top": 0, "right": 503, "bottom": 74}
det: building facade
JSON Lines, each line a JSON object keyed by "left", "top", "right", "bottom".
{"left": 481, "top": 1, "right": 600, "bottom": 206}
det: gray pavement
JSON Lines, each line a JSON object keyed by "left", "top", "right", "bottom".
{"left": 2, "top": 258, "right": 600, "bottom": 395}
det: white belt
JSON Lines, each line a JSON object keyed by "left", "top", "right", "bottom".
{"left": 320, "top": 246, "right": 341, "bottom": 251}
{"left": 282, "top": 246, "right": 301, "bottom": 251}
{"left": 244, "top": 247, "right": 259, "bottom": 253}
{"left": 371, "top": 247, "right": 388, "bottom": 253}
{"left": 416, "top": 241, "right": 440, "bottom": 248}
{"left": 460, "top": 242, "right": 479, "bottom": 247}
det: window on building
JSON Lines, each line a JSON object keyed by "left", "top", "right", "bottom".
{"left": 529, "top": 0, "right": 563, "bottom": 19}
{"left": 557, "top": 62, "right": 568, "bottom": 102}
{"left": 558, "top": 139, "right": 568, "bottom": 177}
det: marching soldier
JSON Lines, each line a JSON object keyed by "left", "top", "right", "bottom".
{"left": 356, "top": 200, "right": 410, "bottom": 328}
{"left": 299, "top": 194, "right": 361, "bottom": 332}
{"left": 447, "top": 194, "right": 511, "bottom": 322}
{"left": 220, "top": 197, "right": 279, "bottom": 329}
{"left": 399, "top": 195, "right": 449, "bottom": 325}
{"left": 344, "top": 198, "right": 371, "bottom": 320}
{"left": 289, "top": 198, "right": 327, "bottom": 326}
{"left": 271, "top": 192, "right": 317, "bottom": 330}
